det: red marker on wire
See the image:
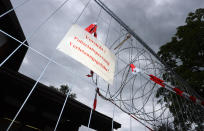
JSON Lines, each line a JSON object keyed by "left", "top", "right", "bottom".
{"left": 130, "top": 63, "right": 204, "bottom": 108}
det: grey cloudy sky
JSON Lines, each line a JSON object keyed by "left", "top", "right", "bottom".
{"left": 9, "top": 0, "right": 204, "bottom": 130}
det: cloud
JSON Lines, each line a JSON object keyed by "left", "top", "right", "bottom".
{"left": 103, "top": 0, "right": 204, "bottom": 51}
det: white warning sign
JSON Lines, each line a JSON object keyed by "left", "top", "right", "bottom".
{"left": 57, "top": 24, "right": 115, "bottom": 84}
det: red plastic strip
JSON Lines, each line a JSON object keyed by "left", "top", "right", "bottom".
{"left": 93, "top": 98, "right": 97, "bottom": 110}
{"left": 149, "top": 74, "right": 165, "bottom": 87}
{"left": 173, "top": 88, "right": 183, "bottom": 96}
{"left": 189, "top": 96, "right": 196, "bottom": 103}
{"left": 85, "top": 24, "right": 97, "bottom": 38}
{"left": 202, "top": 101, "right": 204, "bottom": 106}
{"left": 93, "top": 88, "right": 98, "bottom": 111}
{"left": 130, "top": 64, "right": 135, "bottom": 72}
{"left": 86, "top": 70, "right": 94, "bottom": 77}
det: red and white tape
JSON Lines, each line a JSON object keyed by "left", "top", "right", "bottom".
{"left": 130, "top": 64, "right": 204, "bottom": 107}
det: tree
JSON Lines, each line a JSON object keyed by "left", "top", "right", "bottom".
{"left": 49, "top": 84, "right": 76, "bottom": 99}
{"left": 156, "top": 8, "right": 204, "bottom": 130}
{"left": 153, "top": 123, "right": 174, "bottom": 131}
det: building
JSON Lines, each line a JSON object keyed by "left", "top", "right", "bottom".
{"left": 0, "top": 0, "right": 121, "bottom": 130}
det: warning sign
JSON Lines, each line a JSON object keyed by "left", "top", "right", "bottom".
{"left": 57, "top": 24, "right": 115, "bottom": 84}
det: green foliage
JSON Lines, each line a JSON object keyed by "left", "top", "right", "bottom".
{"left": 158, "top": 8, "right": 204, "bottom": 97}
{"left": 153, "top": 123, "right": 174, "bottom": 131}
{"left": 49, "top": 84, "right": 76, "bottom": 99}
{"left": 156, "top": 8, "right": 204, "bottom": 130}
